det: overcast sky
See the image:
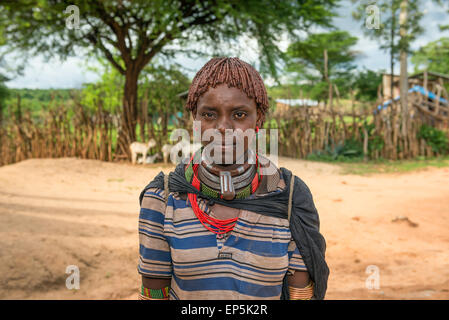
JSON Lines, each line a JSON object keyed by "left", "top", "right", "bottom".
{"left": 5, "top": 0, "right": 449, "bottom": 89}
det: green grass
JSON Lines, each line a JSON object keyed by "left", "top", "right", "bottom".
{"left": 334, "top": 155, "right": 449, "bottom": 175}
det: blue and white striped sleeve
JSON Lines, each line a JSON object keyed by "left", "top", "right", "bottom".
{"left": 287, "top": 238, "right": 308, "bottom": 274}
{"left": 138, "top": 187, "right": 172, "bottom": 278}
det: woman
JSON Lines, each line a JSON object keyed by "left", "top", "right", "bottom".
{"left": 137, "top": 57, "right": 328, "bottom": 300}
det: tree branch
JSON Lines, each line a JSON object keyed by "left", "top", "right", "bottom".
{"left": 92, "top": 1, "right": 132, "bottom": 66}
{"left": 86, "top": 32, "right": 125, "bottom": 75}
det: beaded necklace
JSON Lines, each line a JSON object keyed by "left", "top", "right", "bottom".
{"left": 185, "top": 149, "right": 262, "bottom": 235}
{"left": 185, "top": 150, "right": 261, "bottom": 200}
{"left": 198, "top": 164, "right": 256, "bottom": 191}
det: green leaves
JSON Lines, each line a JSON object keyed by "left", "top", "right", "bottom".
{"left": 352, "top": 0, "right": 426, "bottom": 58}
{"left": 283, "top": 30, "right": 359, "bottom": 101}
{"left": 286, "top": 30, "right": 359, "bottom": 81}
{"left": 411, "top": 37, "right": 449, "bottom": 75}
{"left": 352, "top": 69, "right": 383, "bottom": 102}
{"left": 307, "top": 138, "right": 364, "bottom": 162}
{"left": 417, "top": 124, "right": 449, "bottom": 154}
{"left": 81, "top": 59, "right": 125, "bottom": 113}
{"left": 138, "top": 62, "right": 190, "bottom": 122}
{"left": 0, "top": 0, "right": 339, "bottom": 80}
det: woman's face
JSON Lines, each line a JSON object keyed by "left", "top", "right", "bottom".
{"left": 194, "top": 83, "right": 262, "bottom": 165}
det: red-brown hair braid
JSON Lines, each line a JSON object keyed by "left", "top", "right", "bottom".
{"left": 185, "top": 57, "right": 269, "bottom": 125}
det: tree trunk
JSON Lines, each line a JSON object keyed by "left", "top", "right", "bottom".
{"left": 117, "top": 69, "right": 139, "bottom": 160}
{"left": 399, "top": 0, "right": 409, "bottom": 156}
{"left": 140, "top": 88, "right": 149, "bottom": 143}
{"left": 324, "top": 49, "right": 333, "bottom": 111}
{"left": 162, "top": 111, "right": 168, "bottom": 141}
{"left": 390, "top": 2, "right": 396, "bottom": 102}
{"left": 0, "top": 101, "right": 3, "bottom": 166}
{"left": 363, "top": 126, "right": 368, "bottom": 162}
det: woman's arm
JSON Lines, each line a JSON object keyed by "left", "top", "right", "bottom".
{"left": 142, "top": 276, "right": 171, "bottom": 289}
{"left": 287, "top": 271, "right": 314, "bottom": 300}
{"left": 287, "top": 270, "right": 310, "bottom": 288}
{"left": 138, "top": 186, "right": 173, "bottom": 300}
{"left": 139, "top": 276, "right": 171, "bottom": 300}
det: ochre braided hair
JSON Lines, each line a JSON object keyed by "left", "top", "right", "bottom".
{"left": 185, "top": 57, "right": 269, "bottom": 125}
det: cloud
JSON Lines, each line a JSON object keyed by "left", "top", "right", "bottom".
{"left": 5, "top": 55, "right": 100, "bottom": 89}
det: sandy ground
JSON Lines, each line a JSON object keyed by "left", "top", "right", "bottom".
{"left": 0, "top": 156, "right": 448, "bottom": 300}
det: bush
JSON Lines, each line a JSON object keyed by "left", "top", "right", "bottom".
{"left": 306, "top": 137, "right": 364, "bottom": 162}
{"left": 417, "top": 124, "right": 449, "bottom": 154}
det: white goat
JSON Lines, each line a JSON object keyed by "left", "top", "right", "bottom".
{"left": 145, "top": 152, "right": 161, "bottom": 164}
{"left": 136, "top": 152, "right": 162, "bottom": 164}
{"left": 162, "top": 141, "right": 202, "bottom": 164}
{"left": 129, "top": 139, "right": 156, "bottom": 165}
{"left": 161, "top": 144, "right": 173, "bottom": 164}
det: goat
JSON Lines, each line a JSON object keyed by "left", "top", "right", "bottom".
{"left": 161, "top": 144, "right": 172, "bottom": 164}
{"left": 129, "top": 139, "right": 156, "bottom": 164}
{"left": 161, "top": 141, "right": 202, "bottom": 164}
{"left": 145, "top": 152, "right": 162, "bottom": 164}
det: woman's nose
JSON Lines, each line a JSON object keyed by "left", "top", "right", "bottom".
{"left": 216, "top": 117, "right": 233, "bottom": 134}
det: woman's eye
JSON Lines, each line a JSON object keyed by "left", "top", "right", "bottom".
{"left": 202, "top": 112, "right": 215, "bottom": 119}
{"left": 234, "top": 111, "right": 246, "bottom": 119}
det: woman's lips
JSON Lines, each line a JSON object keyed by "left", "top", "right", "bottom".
{"left": 208, "top": 139, "right": 245, "bottom": 153}
{"left": 210, "top": 141, "right": 236, "bottom": 147}
{"left": 208, "top": 143, "right": 236, "bottom": 156}
{"left": 217, "top": 144, "right": 235, "bottom": 150}
{"left": 207, "top": 142, "right": 247, "bottom": 164}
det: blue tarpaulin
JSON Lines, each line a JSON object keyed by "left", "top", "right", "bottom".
{"left": 374, "top": 85, "right": 448, "bottom": 114}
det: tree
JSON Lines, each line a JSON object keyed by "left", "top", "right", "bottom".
{"left": 0, "top": 67, "right": 10, "bottom": 162}
{"left": 139, "top": 63, "right": 190, "bottom": 145}
{"left": 437, "top": 0, "right": 449, "bottom": 31}
{"left": 285, "top": 30, "right": 359, "bottom": 103}
{"left": 352, "top": 1, "right": 424, "bottom": 100}
{"left": 0, "top": 55, "right": 11, "bottom": 127}
{"left": 0, "top": 75, "right": 8, "bottom": 126}
{"left": 412, "top": 37, "right": 449, "bottom": 75}
{"left": 0, "top": 0, "right": 338, "bottom": 159}
{"left": 286, "top": 31, "right": 359, "bottom": 82}
{"left": 81, "top": 59, "right": 125, "bottom": 114}
{"left": 398, "top": 0, "right": 410, "bottom": 140}
{"left": 353, "top": 0, "right": 429, "bottom": 158}
{"left": 351, "top": 69, "right": 383, "bottom": 102}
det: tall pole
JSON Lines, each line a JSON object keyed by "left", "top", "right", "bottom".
{"left": 324, "top": 49, "right": 333, "bottom": 111}
{"left": 390, "top": 1, "right": 396, "bottom": 103}
{"left": 399, "top": 0, "right": 409, "bottom": 154}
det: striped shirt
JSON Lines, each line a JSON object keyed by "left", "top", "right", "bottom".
{"left": 138, "top": 170, "right": 308, "bottom": 300}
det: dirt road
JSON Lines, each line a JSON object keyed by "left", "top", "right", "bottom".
{"left": 0, "top": 157, "right": 448, "bottom": 299}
